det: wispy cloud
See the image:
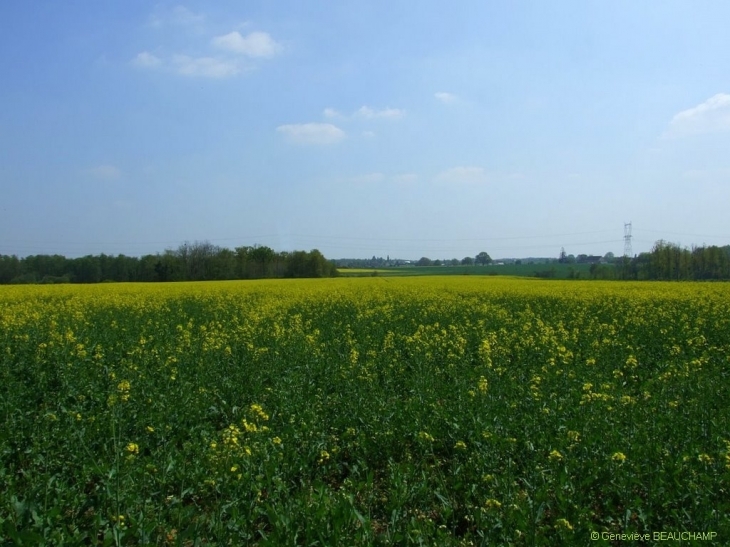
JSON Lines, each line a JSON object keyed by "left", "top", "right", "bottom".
{"left": 663, "top": 93, "right": 730, "bottom": 138}
{"left": 323, "top": 105, "right": 405, "bottom": 121}
{"left": 149, "top": 5, "right": 205, "bottom": 27}
{"left": 138, "top": 8, "right": 279, "bottom": 79}
{"left": 172, "top": 55, "right": 239, "bottom": 78}
{"left": 355, "top": 106, "right": 405, "bottom": 119}
{"left": 348, "top": 172, "right": 385, "bottom": 184}
{"left": 276, "top": 123, "right": 346, "bottom": 145}
{"left": 435, "top": 91, "right": 457, "bottom": 104}
{"left": 436, "top": 166, "right": 488, "bottom": 184}
{"left": 393, "top": 173, "right": 418, "bottom": 184}
{"left": 86, "top": 165, "right": 122, "bottom": 180}
{"left": 361, "top": 130, "right": 376, "bottom": 138}
{"left": 212, "top": 31, "right": 282, "bottom": 58}
{"left": 131, "top": 51, "right": 162, "bottom": 69}
{"left": 323, "top": 108, "right": 343, "bottom": 119}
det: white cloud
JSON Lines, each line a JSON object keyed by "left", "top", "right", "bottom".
{"left": 393, "top": 173, "right": 418, "bottom": 184}
{"left": 149, "top": 5, "right": 204, "bottom": 27}
{"left": 212, "top": 31, "right": 282, "bottom": 58}
{"left": 86, "top": 165, "right": 122, "bottom": 180}
{"left": 323, "top": 105, "right": 405, "bottom": 121}
{"left": 435, "top": 92, "right": 457, "bottom": 104}
{"left": 664, "top": 93, "right": 730, "bottom": 138}
{"left": 349, "top": 172, "right": 385, "bottom": 184}
{"left": 436, "top": 166, "right": 488, "bottom": 184}
{"left": 132, "top": 51, "right": 162, "bottom": 68}
{"left": 355, "top": 106, "right": 405, "bottom": 119}
{"left": 172, "top": 55, "right": 239, "bottom": 78}
{"left": 276, "top": 123, "right": 346, "bottom": 145}
{"left": 361, "top": 130, "right": 376, "bottom": 138}
{"left": 323, "top": 108, "right": 343, "bottom": 119}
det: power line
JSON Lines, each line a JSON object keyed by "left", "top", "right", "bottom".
{"left": 1, "top": 229, "right": 620, "bottom": 248}
{"left": 635, "top": 228, "right": 730, "bottom": 240}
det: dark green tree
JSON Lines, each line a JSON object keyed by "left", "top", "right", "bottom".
{"left": 475, "top": 251, "right": 492, "bottom": 265}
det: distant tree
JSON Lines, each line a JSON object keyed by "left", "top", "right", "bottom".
{"left": 0, "top": 255, "right": 21, "bottom": 284}
{"left": 416, "top": 257, "right": 432, "bottom": 267}
{"left": 433, "top": 259, "right": 442, "bottom": 266}
{"left": 137, "top": 254, "right": 159, "bottom": 282}
{"left": 210, "top": 248, "right": 236, "bottom": 280}
{"left": 72, "top": 255, "right": 102, "bottom": 283}
{"left": 286, "top": 250, "right": 308, "bottom": 278}
{"left": 515, "top": 259, "right": 522, "bottom": 265}
{"left": 307, "top": 249, "right": 328, "bottom": 277}
{"left": 475, "top": 251, "right": 492, "bottom": 265}
{"left": 461, "top": 256, "right": 474, "bottom": 266}
{"left": 234, "top": 246, "right": 253, "bottom": 278}
{"left": 604, "top": 252, "right": 615, "bottom": 263}
{"left": 250, "top": 245, "right": 275, "bottom": 278}
{"left": 450, "top": 258, "right": 460, "bottom": 266}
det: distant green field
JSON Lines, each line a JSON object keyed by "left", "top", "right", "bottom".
{"left": 338, "top": 262, "right": 606, "bottom": 279}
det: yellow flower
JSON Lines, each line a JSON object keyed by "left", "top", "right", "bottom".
{"left": 146, "top": 426, "right": 154, "bottom": 433}
{"left": 555, "top": 518, "right": 573, "bottom": 531}
{"left": 478, "top": 376, "right": 488, "bottom": 394}
{"left": 250, "top": 403, "right": 269, "bottom": 421}
{"left": 418, "top": 431, "right": 434, "bottom": 442}
{"left": 567, "top": 431, "right": 580, "bottom": 443}
{"left": 272, "top": 436, "right": 282, "bottom": 445}
{"left": 549, "top": 449, "right": 563, "bottom": 461}
{"left": 126, "top": 442, "right": 139, "bottom": 456}
{"left": 485, "top": 499, "right": 502, "bottom": 509}
{"left": 698, "top": 454, "right": 713, "bottom": 465}
{"left": 611, "top": 452, "right": 626, "bottom": 463}
{"left": 454, "top": 440, "right": 467, "bottom": 450}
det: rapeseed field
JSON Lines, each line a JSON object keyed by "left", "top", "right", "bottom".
{"left": 1, "top": 277, "right": 728, "bottom": 545}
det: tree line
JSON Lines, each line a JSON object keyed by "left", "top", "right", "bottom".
{"left": 0, "top": 242, "right": 338, "bottom": 284}
{"left": 592, "top": 241, "right": 730, "bottom": 281}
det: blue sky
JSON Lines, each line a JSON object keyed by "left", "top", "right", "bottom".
{"left": 2, "top": 1, "right": 730, "bottom": 260}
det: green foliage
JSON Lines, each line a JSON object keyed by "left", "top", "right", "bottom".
{"left": 620, "top": 242, "right": 730, "bottom": 281}
{"left": 0, "top": 243, "right": 338, "bottom": 285}
{"left": 1, "top": 278, "right": 729, "bottom": 544}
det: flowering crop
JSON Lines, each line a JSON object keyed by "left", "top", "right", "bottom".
{"left": 0, "top": 277, "right": 729, "bottom": 544}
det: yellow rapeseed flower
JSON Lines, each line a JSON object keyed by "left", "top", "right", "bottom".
{"left": 478, "top": 376, "right": 488, "bottom": 393}
{"left": 611, "top": 452, "right": 626, "bottom": 463}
